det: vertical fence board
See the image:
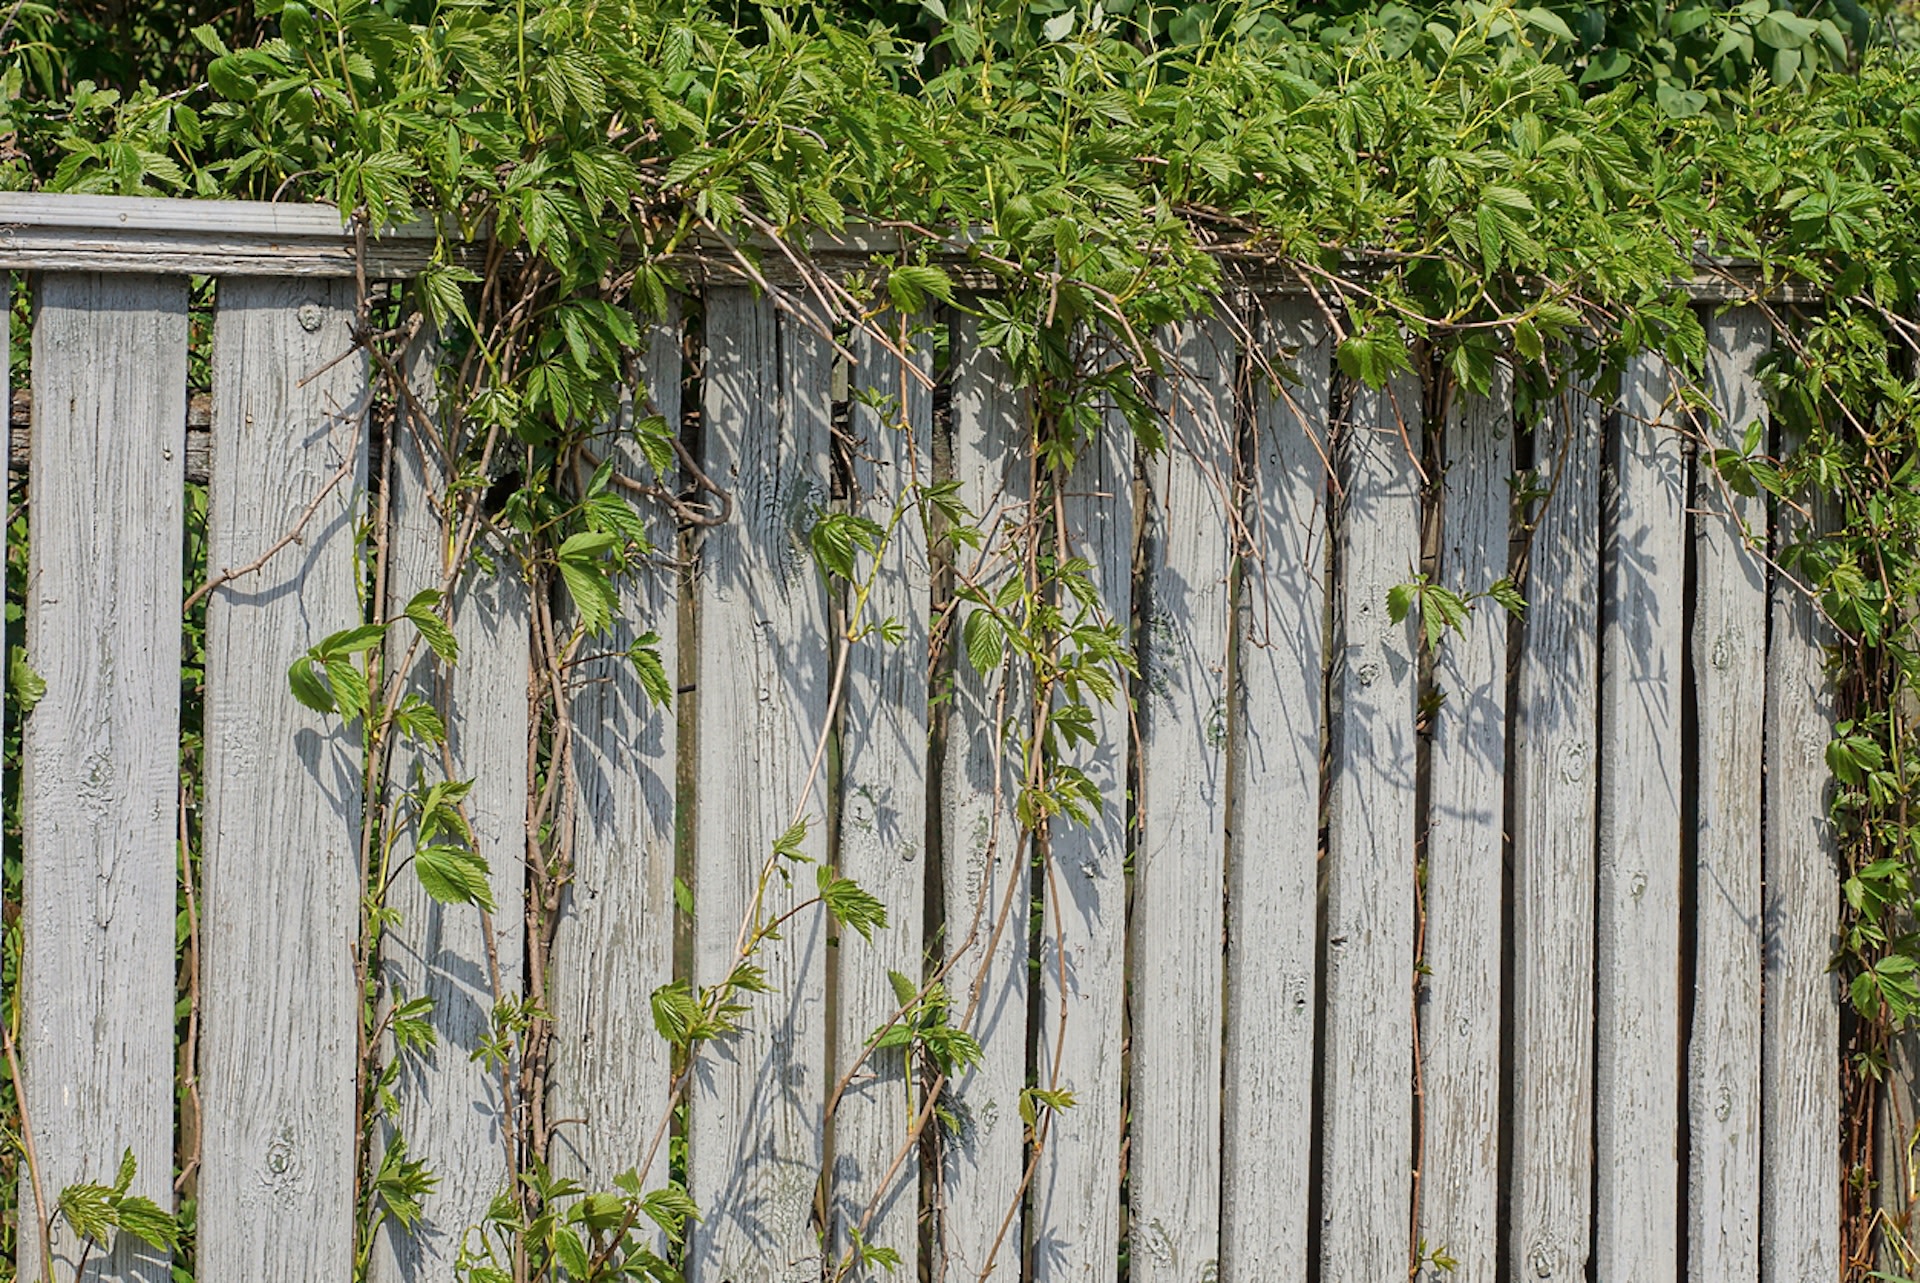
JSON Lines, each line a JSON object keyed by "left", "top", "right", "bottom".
{"left": 1761, "top": 427, "right": 1841, "bottom": 1283}
{"left": 1594, "top": 356, "right": 1686, "bottom": 1281}
{"left": 1688, "top": 307, "right": 1768, "bottom": 1283}
{"left": 371, "top": 334, "right": 531, "bottom": 1280}
{"left": 1321, "top": 369, "right": 1421, "bottom": 1283}
{"left": 1416, "top": 367, "right": 1512, "bottom": 1283}
{"left": 1508, "top": 375, "right": 1603, "bottom": 1283}
{"left": 830, "top": 321, "right": 932, "bottom": 1276}
{"left": 943, "top": 316, "right": 1032, "bottom": 1282}
{"left": 1130, "top": 318, "right": 1233, "bottom": 1282}
{"left": 549, "top": 304, "right": 682, "bottom": 1190}
{"left": 20, "top": 273, "right": 185, "bottom": 1283}
{"left": 689, "top": 289, "right": 832, "bottom": 1283}
{"left": 199, "top": 277, "right": 363, "bottom": 1281}
{"left": 1029, "top": 418, "right": 1129, "bottom": 1281}
{"left": 1221, "top": 299, "right": 1329, "bottom": 1283}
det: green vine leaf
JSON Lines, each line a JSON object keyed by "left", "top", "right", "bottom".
{"left": 405, "top": 589, "right": 459, "bottom": 665}
{"left": 9, "top": 646, "right": 46, "bottom": 715}
{"left": 414, "top": 842, "right": 495, "bottom": 910}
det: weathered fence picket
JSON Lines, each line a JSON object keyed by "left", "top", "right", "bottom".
{"left": 373, "top": 330, "right": 531, "bottom": 1281}
{"left": 1689, "top": 306, "right": 1770, "bottom": 1283}
{"left": 200, "top": 276, "right": 366, "bottom": 1283}
{"left": 1321, "top": 370, "right": 1422, "bottom": 1283}
{"left": 1763, "top": 425, "right": 1844, "bottom": 1283}
{"left": 1030, "top": 377, "right": 1129, "bottom": 1283}
{"left": 830, "top": 319, "right": 932, "bottom": 1275}
{"left": 548, "top": 304, "right": 683, "bottom": 1193}
{"left": 688, "top": 288, "right": 833, "bottom": 1283}
{"left": 941, "top": 314, "right": 1032, "bottom": 1283}
{"left": 1508, "top": 373, "right": 1603, "bottom": 1283}
{"left": 1130, "top": 317, "right": 1233, "bottom": 1283}
{"left": 22, "top": 273, "right": 187, "bottom": 1283}
{"left": 0, "top": 195, "right": 1864, "bottom": 1283}
{"left": 1595, "top": 353, "right": 1687, "bottom": 1281}
{"left": 1220, "top": 297, "right": 1328, "bottom": 1283}
{"left": 1416, "top": 364, "right": 1512, "bottom": 1283}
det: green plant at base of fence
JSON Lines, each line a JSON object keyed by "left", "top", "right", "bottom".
{"left": 15, "top": 0, "right": 1920, "bottom": 1276}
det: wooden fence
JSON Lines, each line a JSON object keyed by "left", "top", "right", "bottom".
{"left": 0, "top": 194, "right": 1847, "bottom": 1283}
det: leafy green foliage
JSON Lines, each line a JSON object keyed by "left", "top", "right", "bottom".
{"left": 56, "top": 1150, "right": 181, "bottom": 1259}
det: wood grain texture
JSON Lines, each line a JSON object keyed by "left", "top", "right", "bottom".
{"left": 1761, "top": 425, "right": 1841, "bottom": 1283}
{"left": 17, "top": 274, "right": 185, "bottom": 1283}
{"left": 1688, "top": 308, "right": 1768, "bottom": 1283}
{"left": 370, "top": 334, "right": 530, "bottom": 1281}
{"left": 1130, "top": 317, "right": 1233, "bottom": 1283}
{"left": 548, "top": 304, "right": 682, "bottom": 1190}
{"left": 1220, "top": 298, "right": 1329, "bottom": 1283}
{"left": 197, "top": 277, "right": 365, "bottom": 1282}
{"left": 1320, "top": 368, "right": 1421, "bottom": 1283}
{"left": 829, "top": 320, "right": 932, "bottom": 1277}
{"left": 687, "top": 289, "right": 833, "bottom": 1283}
{"left": 1508, "top": 374, "right": 1603, "bottom": 1283}
{"left": 1415, "top": 366, "right": 1512, "bottom": 1283}
{"left": 942, "top": 316, "right": 1033, "bottom": 1283}
{"left": 1594, "top": 355, "right": 1686, "bottom": 1283}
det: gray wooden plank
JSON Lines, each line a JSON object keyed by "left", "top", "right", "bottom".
{"left": 197, "top": 277, "right": 365, "bottom": 1281}
{"left": 1415, "top": 365, "right": 1512, "bottom": 1283}
{"left": 687, "top": 289, "right": 833, "bottom": 1283}
{"left": 1508, "top": 371, "right": 1603, "bottom": 1283}
{"left": 1220, "top": 298, "right": 1329, "bottom": 1283}
{"left": 1030, "top": 405, "right": 1130, "bottom": 1283}
{"left": 1321, "top": 367, "right": 1421, "bottom": 1283}
{"left": 1689, "top": 307, "right": 1769, "bottom": 1283}
{"left": 1761, "top": 425, "right": 1841, "bottom": 1283}
{"left": 548, "top": 303, "right": 682, "bottom": 1191}
{"left": 1594, "top": 354, "right": 1687, "bottom": 1282}
{"left": 17, "top": 273, "right": 185, "bottom": 1283}
{"left": 1130, "top": 317, "right": 1233, "bottom": 1283}
{"left": 369, "top": 333, "right": 530, "bottom": 1280}
{"left": 830, "top": 319, "right": 932, "bottom": 1277}
{"left": 941, "top": 315, "right": 1033, "bottom": 1283}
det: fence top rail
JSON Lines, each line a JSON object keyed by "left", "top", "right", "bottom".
{"left": 0, "top": 191, "right": 1803, "bottom": 300}
{"left": 0, "top": 191, "right": 436, "bottom": 279}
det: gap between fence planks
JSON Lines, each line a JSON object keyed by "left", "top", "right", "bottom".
{"left": 1321, "top": 368, "right": 1422, "bottom": 1283}
{"left": 19, "top": 272, "right": 187, "bottom": 1283}
{"left": 1220, "top": 297, "right": 1329, "bottom": 1283}
{"left": 829, "top": 319, "right": 932, "bottom": 1276}
{"left": 1688, "top": 306, "right": 1769, "bottom": 1283}
{"left": 1416, "top": 361, "right": 1512, "bottom": 1283}
{"left": 687, "top": 288, "right": 833, "bottom": 1283}
{"left": 941, "top": 315, "right": 1034, "bottom": 1282}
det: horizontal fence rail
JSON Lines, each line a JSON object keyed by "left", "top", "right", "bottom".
{"left": 0, "top": 197, "right": 1850, "bottom": 1283}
